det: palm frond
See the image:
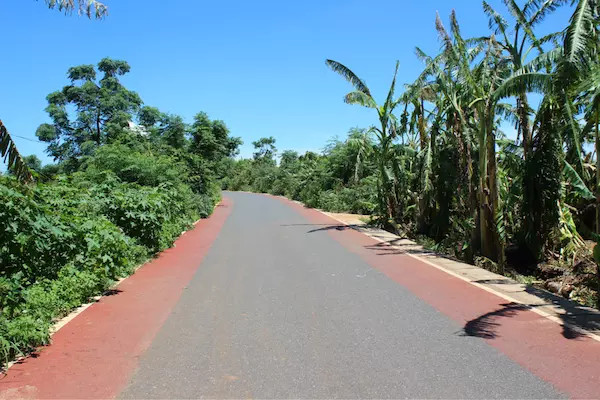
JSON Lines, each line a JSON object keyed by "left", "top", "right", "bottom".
{"left": 42, "top": 0, "right": 108, "bottom": 18}
{"left": 575, "top": 62, "right": 600, "bottom": 94}
{"left": 494, "top": 71, "right": 552, "bottom": 100}
{"left": 503, "top": 0, "right": 541, "bottom": 49}
{"left": 523, "top": 46, "right": 563, "bottom": 73}
{"left": 482, "top": 1, "right": 509, "bottom": 39}
{"left": 562, "top": 94, "right": 587, "bottom": 178}
{"left": 449, "top": 11, "right": 479, "bottom": 92}
{"left": 414, "top": 47, "right": 432, "bottom": 64}
{"left": 383, "top": 61, "right": 400, "bottom": 114}
{"left": 528, "top": 0, "right": 569, "bottom": 26}
{"left": 435, "top": 12, "right": 455, "bottom": 60}
{"left": 563, "top": 159, "right": 595, "bottom": 199}
{"left": 0, "top": 120, "right": 34, "bottom": 183}
{"left": 326, "top": 59, "right": 372, "bottom": 97}
{"left": 564, "top": 0, "right": 595, "bottom": 65}
{"left": 538, "top": 31, "right": 563, "bottom": 46}
{"left": 419, "top": 141, "right": 434, "bottom": 193}
{"left": 344, "top": 91, "right": 377, "bottom": 108}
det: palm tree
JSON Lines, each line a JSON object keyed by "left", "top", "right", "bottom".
{"left": 410, "top": 45, "right": 479, "bottom": 241}
{"left": 40, "top": 0, "right": 108, "bottom": 18}
{"left": 482, "top": 0, "right": 566, "bottom": 159}
{"left": 434, "top": 11, "right": 508, "bottom": 264}
{"left": 0, "top": 120, "right": 34, "bottom": 183}
{"left": 326, "top": 60, "right": 402, "bottom": 222}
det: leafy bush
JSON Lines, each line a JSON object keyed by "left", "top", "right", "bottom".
{"left": 104, "top": 182, "right": 201, "bottom": 252}
{"left": 0, "top": 183, "right": 77, "bottom": 282}
{"left": 82, "top": 144, "right": 187, "bottom": 187}
{"left": 1, "top": 59, "right": 235, "bottom": 368}
{"left": 0, "top": 151, "right": 215, "bottom": 368}
{"left": 0, "top": 266, "right": 114, "bottom": 365}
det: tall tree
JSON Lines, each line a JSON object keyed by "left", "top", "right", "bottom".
{"left": 190, "top": 112, "right": 242, "bottom": 162}
{"left": 252, "top": 137, "right": 277, "bottom": 163}
{"left": 433, "top": 11, "right": 508, "bottom": 263}
{"left": 35, "top": 58, "right": 142, "bottom": 164}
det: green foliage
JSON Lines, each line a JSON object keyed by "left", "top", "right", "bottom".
{"left": 190, "top": 112, "right": 242, "bottom": 163}
{"left": 522, "top": 100, "right": 563, "bottom": 260}
{"left": 252, "top": 136, "right": 277, "bottom": 162}
{"left": 0, "top": 120, "right": 34, "bottom": 183}
{"left": 104, "top": 181, "right": 201, "bottom": 252}
{"left": 223, "top": 133, "right": 378, "bottom": 215}
{"left": 35, "top": 58, "right": 142, "bottom": 165}
{"left": 0, "top": 155, "right": 210, "bottom": 367}
{"left": 1, "top": 58, "right": 239, "bottom": 369}
{"left": 82, "top": 143, "right": 187, "bottom": 187}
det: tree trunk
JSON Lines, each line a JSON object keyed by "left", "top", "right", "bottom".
{"left": 458, "top": 121, "right": 478, "bottom": 263}
{"left": 487, "top": 116, "right": 504, "bottom": 270}
{"left": 377, "top": 151, "right": 394, "bottom": 223}
{"left": 518, "top": 92, "right": 532, "bottom": 160}
{"left": 596, "top": 109, "right": 600, "bottom": 234}
{"left": 418, "top": 97, "right": 427, "bottom": 150}
{"left": 478, "top": 110, "right": 488, "bottom": 257}
{"left": 594, "top": 109, "right": 600, "bottom": 308}
{"left": 96, "top": 114, "right": 102, "bottom": 145}
{"left": 478, "top": 108, "right": 500, "bottom": 263}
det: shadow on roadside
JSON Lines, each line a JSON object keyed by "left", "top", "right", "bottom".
{"left": 363, "top": 238, "right": 460, "bottom": 262}
{"left": 282, "top": 222, "right": 600, "bottom": 341}
{"left": 461, "top": 283, "right": 600, "bottom": 341}
{"left": 280, "top": 223, "right": 358, "bottom": 233}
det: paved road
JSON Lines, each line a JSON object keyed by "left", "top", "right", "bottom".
{"left": 120, "top": 192, "right": 562, "bottom": 399}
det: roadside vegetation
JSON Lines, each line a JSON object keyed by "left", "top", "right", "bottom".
{"left": 224, "top": 0, "right": 600, "bottom": 309}
{"left": 0, "top": 57, "right": 240, "bottom": 368}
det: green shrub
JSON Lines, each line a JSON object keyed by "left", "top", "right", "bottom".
{"left": 103, "top": 182, "right": 201, "bottom": 252}
{"left": 0, "top": 158, "right": 213, "bottom": 368}
{"left": 0, "top": 179, "right": 146, "bottom": 286}
{"left": 0, "top": 265, "right": 118, "bottom": 365}
{"left": 83, "top": 144, "right": 187, "bottom": 187}
{"left": 0, "top": 183, "right": 76, "bottom": 282}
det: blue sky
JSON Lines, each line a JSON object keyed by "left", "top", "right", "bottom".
{"left": 0, "top": 0, "right": 573, "bottom": 164}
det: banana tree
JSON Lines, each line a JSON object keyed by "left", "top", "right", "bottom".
{"left": 435, "top": 11, "right": 508, "bottom": 263}
{"left": 326, "top": 60, "right": 402, "bottom": 222}
{"left": 482, "top": 0, "right": 565, "bottom": 159}
{"left": 346, "top": 128, "right": 374, "bottom": 183}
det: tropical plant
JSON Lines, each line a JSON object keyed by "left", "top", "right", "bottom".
{"left": 326, "top": 59, "right": 402, "bottom": 223}
{"left": 0, "top": 120, "right": 33, "bottom": 183}
{"left": 40, "top": 0, "right": 108, "bottom": 18}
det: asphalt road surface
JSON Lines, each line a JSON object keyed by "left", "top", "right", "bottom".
{"left": 119, "top": 192, "right": 562, "bottom": 399}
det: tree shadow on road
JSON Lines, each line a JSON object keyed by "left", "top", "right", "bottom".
{"left": 365, "top": 240, "right": 600, "bottom": 341}
{"left": 280, "top": 223, "right": 360, "bottom": 233}
{"left": 363, "top": 238, "right": 459, "bottom": 261}
{"left": 461, "top": 302, "right": 534, "bottom": 339}
{"left": 460, "top": 296, "right": 599, "bottom": 340}
{"left": 281, "top": 223, "right": 600, "bottom": 341}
